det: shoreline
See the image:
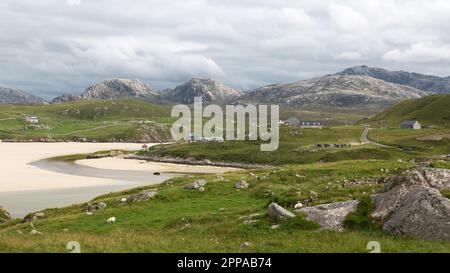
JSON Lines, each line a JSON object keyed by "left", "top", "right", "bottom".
{"left": 125, "top": 154, "right": 268, "bottom": 169}
{"left": 75, "top": 157, "right": 242, "bottom": 174}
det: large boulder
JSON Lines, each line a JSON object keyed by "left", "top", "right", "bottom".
{"left": 371, "top": 168, "right": 450, "bottom": 241}
{"left": 0, "top": 207, "right": 10, "bottom": 224}
{"left": 296, "top": 200, "right": 359, "bottom": 231}
{"left": 267, "top": 202, "right": 295, "bottom": 221}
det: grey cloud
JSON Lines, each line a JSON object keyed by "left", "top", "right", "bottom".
{"left": 1, "top": 0, "right": 450, "bottom": 99}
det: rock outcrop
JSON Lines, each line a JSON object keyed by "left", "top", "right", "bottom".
{"left": 126, "top": 190, "right": 158, "bottom": 202}
{"left": 371, "top": 168, "right": 450, "bottom": 241}
{"left": 267, "top": 202, "right": 295, "bottom": 221}
{"left": 0, "top": 87, "right": 45, "bottom": 104}
{"left": 296, "top": 200, "right": 359, "bottom": 231}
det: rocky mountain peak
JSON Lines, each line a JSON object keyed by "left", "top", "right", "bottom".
{"left": 81, "top": 79, "right": 157, "bottom": 100}
{"left": 337, "top": 65, "right": 450, "bottom": 94}
{"left": 240, "top": 74, "right": 427, "bottom": 107}
{"left": 162, "top": 78, "right": 242, "bottom": 104}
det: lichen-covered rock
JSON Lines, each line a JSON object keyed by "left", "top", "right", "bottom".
{"left": 185, "top": 179, "right": 207, "bottom": 190}
{"left": 372, "top": 168, "right": 450, "bottom": 241}
{"left": 0, "top": 207, "right": 11, "bottom": 224}
{"left": 296, "top": 200, "right": 359, "bottom": 231}
{"left": 86, "top": 202, "right": 107, "bottom": 212}
{"left": 267, "top": 202, "right": 295, "bottom": 220}
{"left": 127, "top": 190, "right": 158, "bottom": 202}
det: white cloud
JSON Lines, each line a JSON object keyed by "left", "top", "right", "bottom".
{"left": 383, "top": 43, "right": 450, "bottom": 63}
{"left": 1, "top": 0, "right": 450, "bottom": 99}
{"left": 66, "top": 0, "right": 81, "bottom": 6}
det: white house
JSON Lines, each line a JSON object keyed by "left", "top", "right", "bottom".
{"left": 400, "top": 120, "right": 421, "bottom": 129}
{"left": 25, "top": 116, "right": 39, "bottom": 124}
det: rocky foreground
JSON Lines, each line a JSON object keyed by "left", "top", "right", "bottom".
{"left": 272, "top": 168, "right": 450, "bottom": 241}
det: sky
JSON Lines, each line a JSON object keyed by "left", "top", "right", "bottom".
{"left": 1, "top": 0, "right": 450, "bottom": 99}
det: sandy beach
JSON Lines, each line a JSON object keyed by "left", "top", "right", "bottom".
{"left": 0, "top": 142, "right": 144, "bottom": 192}
{"left": 76, "top": 157, "right": 241, "bottom": 174}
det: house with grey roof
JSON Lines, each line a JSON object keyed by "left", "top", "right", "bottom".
{"left": 400, "top": 120, "right": 421, "bottom": 129}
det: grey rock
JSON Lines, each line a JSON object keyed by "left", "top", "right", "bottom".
{"left": 267, "top": 202, "right": 295, "bottom": 221}
{"left": 372, "top": 168, "right": 450, "bottom": 241}
{"left": 235, "top": 180, "right": 249, "bottom": 189}
{"left": 86, "top": 202, "right": 107, "bottom": 212}
{"left": 185, "top": 179, "right": 207, "bottom": 190}
{"left": 297, "top": 200, "right": 359, "bottom": 231}
{"left": 127, "top": 190, "right": 158, "bottom": 202}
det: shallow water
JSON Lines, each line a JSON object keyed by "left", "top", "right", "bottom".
{"left": 0, "top": 159, "right": 178, "bottom": 218}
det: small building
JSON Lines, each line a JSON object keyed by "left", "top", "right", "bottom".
{"left": 25, "top": 116, "right": 39, "bottom": 124}
{"left": 284, "top": 117, "right": 300, "bottom": 127}
{"left": 400, "top": 120, "right": 421, "bottom": 129}
{"left": 300, "top": 121, "right": 322, "bottom": 129}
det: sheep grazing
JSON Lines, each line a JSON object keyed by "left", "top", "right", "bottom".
{"left": 107, "top": 217, "right": 116, "bottom": 224}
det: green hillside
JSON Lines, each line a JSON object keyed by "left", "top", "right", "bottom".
{"left": 368, "top": 94, "right": 450, "bottom": 127}
{"left": 0, "top": 99, "right": 173, "bottom": 142}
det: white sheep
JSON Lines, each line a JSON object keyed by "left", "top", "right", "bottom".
{"left": 107, "top": 217, "right": 116, "bottom": 224}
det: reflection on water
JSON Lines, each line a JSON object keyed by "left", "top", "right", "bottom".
{"left": 0, "top": 159, "right": 178, "bottom": 218}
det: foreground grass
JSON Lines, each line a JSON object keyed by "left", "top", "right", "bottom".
{"left": 1, "top": 159, "right": 450, "bottom": 253}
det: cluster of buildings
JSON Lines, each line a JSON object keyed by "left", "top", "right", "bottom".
{"left": 281, "top": 117, "right": 323, "bottom": 129}
{"left": 184, "top": 134, "right": 224, "bottom": 143}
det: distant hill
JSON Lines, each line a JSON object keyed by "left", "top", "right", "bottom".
{"left": 0, "top": 99, "right": 172, "bottom": 142}
{"left": 337, "top": 65, "right": 450, "bottom": 94}
{"left": 239, "top": 75, "right": 426, "bottom": 107}
{"left": 160, "top": 78, "right": 242, "bottom": 104}
{"left": 0, "top": 87, "right": 45, "bottom": 104}
{"left": 368, "top": 94, "right": 450, "bottom": 127}
{"left": 81, "top": 79, "right": 157, "bottom": 100}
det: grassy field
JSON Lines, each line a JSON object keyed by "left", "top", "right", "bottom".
{"left": 367, "top": 94, "right": 450, "bottom": 127}
{"left": 140, "top": 125, "right": 418, "bottom": 165}
{"left": 0, "top": 99, "right": 172, "bottom": 142}
{"left": 2, "top": 158, "right": 450, "bottom": 253}
{"left": 367, "top": 127, "right": 450, "bottom": 155}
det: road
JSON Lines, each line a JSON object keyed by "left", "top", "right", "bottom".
{"left": 361, "top": 126, "right": 390, "bottom": 148}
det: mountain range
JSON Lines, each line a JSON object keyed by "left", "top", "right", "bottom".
{"left": 1, "top": 66, "right": 449, "bottom": 106}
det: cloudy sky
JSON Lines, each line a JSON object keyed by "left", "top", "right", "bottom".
{"left": 1, "top": 0, "right": 450, "bottom": 99}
